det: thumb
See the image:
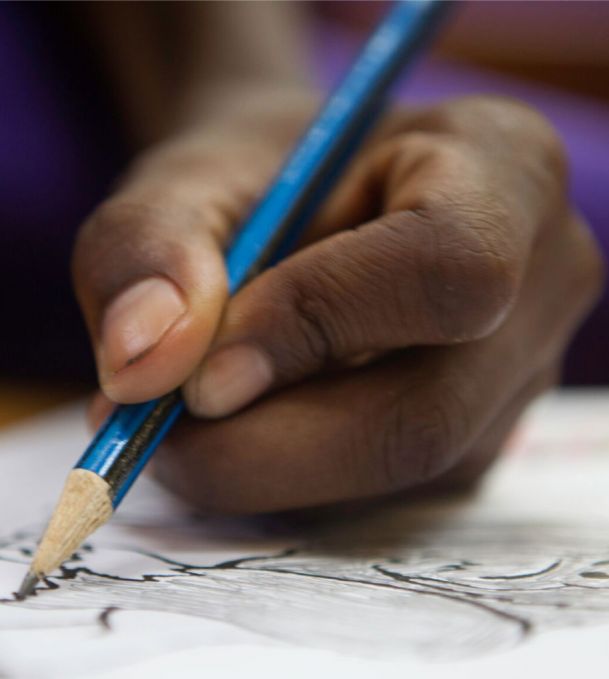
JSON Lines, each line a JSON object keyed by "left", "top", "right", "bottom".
{"left": 72, "top": 132, "right": 278, "bottom": 403}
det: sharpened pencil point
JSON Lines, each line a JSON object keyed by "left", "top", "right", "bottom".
{"left": 16, "top": 571, "right": 40, "bottom": 600}
{"left": 23, "top": 469, "right": 114, "bottom": 587}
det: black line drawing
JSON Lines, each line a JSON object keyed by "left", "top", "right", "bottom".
{"left": 3, "top": 509, "right": 609, "bottom": 661}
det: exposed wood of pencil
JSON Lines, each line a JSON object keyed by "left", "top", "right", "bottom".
{"left": 29, "top": 469, "right": 113, "bottom": 579}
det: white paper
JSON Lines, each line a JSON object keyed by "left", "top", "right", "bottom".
{"left": 1, "top": 390, "right": 609, "bottom": 679}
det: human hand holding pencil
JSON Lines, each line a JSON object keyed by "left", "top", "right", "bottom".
{"left": 82, "top": 94, "right": 601, "bottom": 513}
{"left": 19, "top": 0, "right": 602, "bottom": 597}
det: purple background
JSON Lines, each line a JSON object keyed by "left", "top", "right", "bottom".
{"left": 0, "top": 5, "right": 607, "bottom": 384}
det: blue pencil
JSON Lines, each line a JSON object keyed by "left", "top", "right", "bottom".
{"left": 19, "top": 0, "right": 448, "bottom": 598}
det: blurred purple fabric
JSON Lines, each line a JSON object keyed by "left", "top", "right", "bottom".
{"left": 0, "top": 4, "right": 127, "bottom": 382}
{"left": 0, "top": 6, "right": 607, "bottom": 383}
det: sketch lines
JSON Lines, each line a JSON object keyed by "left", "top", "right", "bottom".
{"left": 2, "top": 515, "right": 609, "bottom": 661}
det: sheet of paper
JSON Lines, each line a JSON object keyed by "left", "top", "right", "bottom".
{"left": 1, "top": 390, "right": 609, "bottom": 678}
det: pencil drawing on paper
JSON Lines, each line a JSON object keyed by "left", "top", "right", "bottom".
{"left": 2, "top": 508, "right": 609, "bottom": 661}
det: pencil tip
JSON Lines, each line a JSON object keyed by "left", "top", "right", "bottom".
{"left": 16, "top": 571, "right": 40, "bottom": 600}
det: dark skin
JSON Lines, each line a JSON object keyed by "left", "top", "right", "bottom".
{"left": 80, "top": 94, "right": 603, "bottom": 514}
{"left": 74, "top": 5, "right": 603, "bottom": 515}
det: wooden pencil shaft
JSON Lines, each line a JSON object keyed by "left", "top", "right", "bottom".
{"left": 31, "top": 469, "right": 113, "bottom": 579}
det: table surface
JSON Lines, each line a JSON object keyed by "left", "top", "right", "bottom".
{"left": 0, "top": 381, "right": 88, "bottom": 429}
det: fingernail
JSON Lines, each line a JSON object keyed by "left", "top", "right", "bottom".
{"left": 101, "top": 277, "right": 186, "bottom": 375}
{"left": 192, "top": 344, "right": 273, "bottom": 417}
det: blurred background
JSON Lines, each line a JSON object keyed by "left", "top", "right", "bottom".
{"left": 0, "top": 1, "right": 608, "bottom": 424}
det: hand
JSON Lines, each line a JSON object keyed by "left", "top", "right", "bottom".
{"left": 76, "top": 95, "right": 603, "bottom": 514}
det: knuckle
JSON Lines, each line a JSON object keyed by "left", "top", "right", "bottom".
{"left": 73, "top": 201, "right": 152, "bottom": 280}
{"left": 491, "top": 97, "right": 566, "bottom": 167}
{"left": 391, "top": 130, "right": 444, "bottom": 165}
{"left": 429, "top": 96, "right": 568, "bottom": 188}
{"left": 378, "top": 381, "right": 467, "bottom": 490}
{"left": 411, "top": 199, "right": 520, "bottom": 341}
{"left": 71, "top": 201, "right": 132, "bottom": 298}
{"left": 79, "top": 199, "right": 173, "bottom": 254}
{"left": 275, "top": 260, "right": 350, "bottom": 369}
{"left": 499, "top": 99, "right": 569, "bottom": 198}
{"left": 440, "top": 95, "right": 561, "bottom": 145}
{"left": 72, "top": 199, "right": 191, "bottom": 301}
{"left": 268, "top": 267, "right": 334, "bottom": 373}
